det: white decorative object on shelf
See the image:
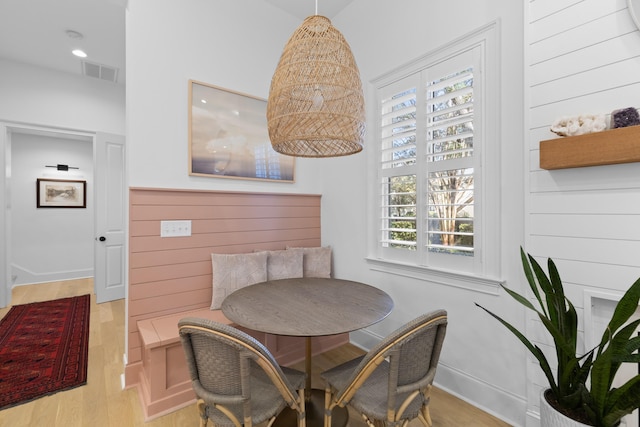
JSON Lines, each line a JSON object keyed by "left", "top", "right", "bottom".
{"left": 550, "top": 113, "right": 608, "bottom": 136}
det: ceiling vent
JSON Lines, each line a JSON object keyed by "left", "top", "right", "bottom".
{"left": 82, "top": 61, "right": 119, "bottom": 83}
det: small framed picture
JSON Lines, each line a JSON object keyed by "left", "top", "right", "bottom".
{"left": 36, "top": 179, "right": 86, "bottom": 208}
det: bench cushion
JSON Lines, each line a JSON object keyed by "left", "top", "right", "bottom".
{"left": 287, "top": 246, "right": 332, "bottom": 278}
{"left": 210, "top": 252, "right": 268, "bottom": 309}
{"left": 263, "top": 249, "right": 304, "bottom": 281}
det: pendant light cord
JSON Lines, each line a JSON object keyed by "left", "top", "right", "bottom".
{"left": 315, "top": 0, "right": 318, "bottom": 15}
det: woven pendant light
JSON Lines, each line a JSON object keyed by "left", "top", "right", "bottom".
{"left": 267, "top": 15, "right": 365, "bottom": 157}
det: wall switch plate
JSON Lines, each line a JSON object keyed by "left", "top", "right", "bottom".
{"left": 160, "top": 220, "right": 192, "bottom": 237}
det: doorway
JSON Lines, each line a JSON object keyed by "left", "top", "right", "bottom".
{"left": 1, "top": 123, "right": 125, "bottom": 308}
{"left": 11, "top": 129, "right": 93, "bottom": 287}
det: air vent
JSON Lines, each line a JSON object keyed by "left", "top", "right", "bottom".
{"left": 81, "top": 61, "right": 119, "bottom": 83}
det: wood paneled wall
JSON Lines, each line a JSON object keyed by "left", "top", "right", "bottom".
{"left": 126, "top": 188, "right": 321, "bottom": 367}
{"left": 526, "top": 0, "right": 640, "bottom": 423}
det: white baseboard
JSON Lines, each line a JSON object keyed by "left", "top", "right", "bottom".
{"left": 526, "top": 409, "right": 541, "bottom": 427}
{"left": 11, "top": 264, "right": 93, "bottom": 287}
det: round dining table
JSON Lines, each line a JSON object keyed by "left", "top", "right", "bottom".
{"left": 221, "top": 277, "right": 394, "bottom": 427}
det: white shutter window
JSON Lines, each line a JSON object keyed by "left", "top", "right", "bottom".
{"left": 371, "top": 23, "right": 499, "bottom": 280}
{"left": 380, "top": 174, "right": 417, "bottom": 250}
{"left": 425, "top": 66, "right": 475, "bottom": 257}
{"left": 379, "top": 79, "right": 419, "bottom": 258}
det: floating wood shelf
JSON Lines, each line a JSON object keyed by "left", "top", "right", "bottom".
{"left": 539, "top": 125, "right": 640, "bottom": 170}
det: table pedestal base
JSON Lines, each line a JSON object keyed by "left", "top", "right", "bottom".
{"left": 274, "top": 389, "right": 348, "bottom": 427}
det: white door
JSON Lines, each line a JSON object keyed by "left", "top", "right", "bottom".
{"left": 94, "top": 132, "right": 126, "bottom": 303}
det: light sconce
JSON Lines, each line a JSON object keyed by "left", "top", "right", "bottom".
{"left": 46, "top": 164, "right": 79, "bottom": 171}
{"left": 267, "top": 9, "right": 365, "bottom": 158}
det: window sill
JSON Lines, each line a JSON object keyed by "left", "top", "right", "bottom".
{"left": 365, "top": 257, "right": 504, "bottom": 295}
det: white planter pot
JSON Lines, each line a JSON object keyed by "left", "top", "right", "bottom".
{"left": 540, "top": 389, "right": 590, "bottom": 427}
{"left": 539, "top": 389, "right": 627, "bottom": 427}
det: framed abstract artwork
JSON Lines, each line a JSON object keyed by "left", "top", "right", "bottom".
{"left": 36, "top": 178, "right": 86, "bottom": 208}
{"left": 188, "top": 80, "right": 295, "bottom": 182}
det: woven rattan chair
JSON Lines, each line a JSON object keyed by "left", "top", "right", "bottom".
{"left": 178, "top": 317, "right": 306, "bottom": 427}
{"left": 321, "top": 310, "right": 447, "bottom": 427}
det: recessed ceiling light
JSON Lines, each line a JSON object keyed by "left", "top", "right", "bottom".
{"left": 72, "top": 49, "right": 87, "bottom": 58}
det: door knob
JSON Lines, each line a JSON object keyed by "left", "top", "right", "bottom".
{"left": 98, "top": 236, "right": 106, "bottom": 242}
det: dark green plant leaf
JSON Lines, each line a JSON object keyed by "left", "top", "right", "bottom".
{"left": 475, "top": 302, "right": 558, "bottom": 394}
{"left": 477, "top": 248, "right": 640, "bottom": 425}
{"left": 603, "top": 278, "right": 640, "bottom": 341}
{"left": 601, "top": 376, "right": 640, "bottom": 427}
{"left": 520, "top": 248, "right": 546, "bottom": 315}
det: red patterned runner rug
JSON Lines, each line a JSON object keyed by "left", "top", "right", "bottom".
{"left": 0, "top": 294, "right": 91, "bottom": 410}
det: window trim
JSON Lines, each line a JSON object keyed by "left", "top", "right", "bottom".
{"left": 365, "top": 257, "right": 503, "bottom": 295}
{"left": 367, "top": 21, "right": 501, "bottom": 283}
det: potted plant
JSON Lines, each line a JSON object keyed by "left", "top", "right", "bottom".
{"left": 476, "top": 248, "right": 640, "bottom": 427}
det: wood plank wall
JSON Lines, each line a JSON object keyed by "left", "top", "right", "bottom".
{"left": 527, "top": 0, "right": 640, "bottom": 422}
{"left": 127, "top": 188, "right": 322, "bottom": 365}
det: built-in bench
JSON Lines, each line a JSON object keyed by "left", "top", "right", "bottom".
{"left": 135, "top": 308, "right": 231, "bottom": 419}
{"left": 125, "top": 189, "right": 347, "bottom": 420}
{"left": 135, "top": 306, "right": 348, "bottom": 420}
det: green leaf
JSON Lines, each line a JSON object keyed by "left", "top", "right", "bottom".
{"left": 601, "top": 376, "right": 640, "bottom": 426}
{"left": 603, "top": 278, "right": 640, "bottom": 341}
{"left": 478, "top": 248, "right": 640, "bottom": 423}
{"left": 475, "top": 303, "right": 558, "bottom": 393}
{"left": 501, "top": 284, "right": 538, "bottom": 312}
{"left": 622, "top": 334, "right": 640, "bottom": 356}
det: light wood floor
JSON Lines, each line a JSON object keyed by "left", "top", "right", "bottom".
{"left": 0, "top": 279, "right": 512, "bottom": 427}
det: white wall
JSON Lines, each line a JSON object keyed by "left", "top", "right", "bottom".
{"left": 126, "top": 0, "right": 324, "bottom": 192}
{"left": 328, "top": 1, "right": 527, "bottom": 425}
{"left": 0, "top": 58, "right": 125, "bottom": 303}
{"left": 10, "top": 133, "right": 94, "bottom": 285}
{"left": 526, "top": 0, "right": 640, "bottom": 426}
{"left": 127, "top": 0, "right": 526, "bottom": 425}
{"left": 7, "top": 0, "right": 637, "bottom": 424}
{"left": 0, "top": 59, "right": 125, "bottom": 135}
